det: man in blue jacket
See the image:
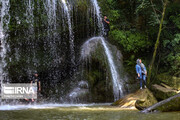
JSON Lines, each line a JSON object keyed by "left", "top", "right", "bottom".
{"left": 136, "top": 59, "right": 147, "bottom": 89}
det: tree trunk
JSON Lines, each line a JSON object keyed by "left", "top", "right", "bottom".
{"left": 140, "top": 93, "right": 180, "bottom": 113}
{"left": 147, "top": 1, "right": 167, "bottom": 84}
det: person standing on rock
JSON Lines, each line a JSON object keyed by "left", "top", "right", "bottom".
{"left": 139, "top": 59, "right": 147, "bottom": 89}
{"left": 136, "top": 59, "right": 147, "bottom": 89}
{"left": 103, "top": 15, "right": 110, "bottom": 37}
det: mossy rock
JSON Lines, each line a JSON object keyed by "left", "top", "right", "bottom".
{"left": 151, "top": 84, "right": 179, "bottom": 101}
{"left": 157, "top": 73, "right": 180, "bottom": 90}
{"left": 156, "top": 96, "right": 180, "bottom": 112}
{"left": 112, "top": 89, "right": 157, "bottom": 109}
{"left": 80, "top": 37, "right": 130, "bottom": 102}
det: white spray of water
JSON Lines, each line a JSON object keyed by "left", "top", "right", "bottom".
{"left": 0, "top": 0, "right": 10, "bottom": 93}
{"left": 100, "top": 37, "right": 124, "bottom": 100}
{"left": 44, "top": 0, "right": 57, "bottom": 30}
{"left": 0, "top": 0, "right": 10, "bottom": 105}
{"left": 81, "top": 37, "right": 124, "bottom": 101}
{"left": 89, "top": 0, "right": 124, "bottom": 100}
{"left": 90, "top": 0, "right": 104, "bottom": 35}
{"left": 61, "top": 0, "right": 75, "bottom": 65}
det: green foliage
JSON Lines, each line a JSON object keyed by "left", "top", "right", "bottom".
{"left": 161, "top": 33, "right": 180, "bottom": 75}
{"left": 110, "top": 30, "right": 151, "bottom": 53}
{"left": 135, "top": 0, "right": 151, "bottom": 14}
{"left": 170, "top": 14, "right": 180, "bottom": 29}
{"left": 98, "top": 0, "right": 180, "bottom": 77}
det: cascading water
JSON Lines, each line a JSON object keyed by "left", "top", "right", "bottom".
{"left": 44, "top": 0, "right": 57, "bottom": 30}
{"left": 25, "top": 0, "right": 36, "bottom": 78}
{"left": 61, "top": 0, "right": 75, "bottom": 65}
{"left": 0, "top": 0, "right": 127, "bottom": 105}
{"left": 90, "top": 0, "right": 104, "bottom": 35}
{"left": 0, "top": 0, "right": 10, "bottom": 98}
{"left": 43, "top": 0, "right": 59, "bottom": 62}
{"left": 81, "top": 37, "right": 124, "bottom": 101}
{"left": 89, "top": 0, "right": 125, "bottom": 100}
{"left": 100, "top": 38, "right": 124, "bottom": 100}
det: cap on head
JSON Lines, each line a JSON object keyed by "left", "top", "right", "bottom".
{"left": 136, "top": 59, "right": 140, "bottom": 64}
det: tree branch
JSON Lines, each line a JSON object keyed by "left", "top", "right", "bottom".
{"left": 147, "top": 1, "right": 167, "bottom": 84}
{"left": 149, "top": 0, "right": 160, "bottom": 23}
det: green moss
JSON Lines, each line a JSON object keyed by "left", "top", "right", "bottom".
{"left": 157, "top": 73, "right": 180, "bottom": 90}
{"left": 156, "top": 97, "right": 180, "bottom": 112}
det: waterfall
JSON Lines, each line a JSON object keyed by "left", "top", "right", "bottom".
{"left": 25, "top": 0, "right": 36, "bottom": 77}
{"left": 81, "top": 37, "right": 124, "bottom": 101}
{"left": 25, "top": 0, "right": 34, "bottom": 28}
{"left": 44, "top": 0, "right": 58, "bottom": 57}
{"left": 90, "top": 0, "right": 104, "bottom": 35}
{"left": 61, "top": 0, "right": 75, "bottom": 65}
{"left": 0, "top": 0, "right": 126, "bottom": 103}
{"left": 100, "top": 38, "right": 124, "bottom": 100}
{"left": 89, "top": 0, "right": 124, "bottom": 100}
{"left": 44, "top": 0, "right": 57, "bottom": 30}
{"left": 0, "top": 0, "right": 10, "bottom": 103}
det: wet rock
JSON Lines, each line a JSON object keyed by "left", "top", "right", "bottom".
{"left": 80, "top": 37, "right": 127, "bottom": 102}
{"left": 156, "top": 94, "right": 180, "bottom": 112}
{"left": 141, "top": 93, "right": 180, "bottom": 113}
{"left": 156, "top": 73, "right": 180, "bottom": 90}
{"left": 78, "top": 81, "right": 89, "bottom": 89}
{"left": 112, "top": 89, "right": 157, "bottom": 109}
{"left": 151, "top": 84, "right": 179, "bottom": 101}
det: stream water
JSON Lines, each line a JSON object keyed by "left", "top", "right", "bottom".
{"left": 0, "top": 104, "right": 179, "bottom": 120}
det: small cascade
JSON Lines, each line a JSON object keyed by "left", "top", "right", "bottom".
{"left": 89, "top": 0, "right": 124, "bottom": 100}
{"left": 43, "top": 0, "right": 58, "bottom": 58}
{"left": 25, "top": 0, "right": 34, "bottom": 29}
{"left": 100, "top": 38, "right": 124, "bottom": 100}
{"left": 25, "top": 0, "right": 36, "bottom": 77}
{"left": 90, "top": 0, "right": 104, "bottom": 35}
{"left": 61, "top": 0, "right": 75, "bottom": 65}
{"left": 44, "top": 0, "right": 57, "bottom": 31}
{"left": 68, "top": 81, "right": 89, "bottom": 103}
{"left": 0, "top": 0, "right": 10, "bottom": 93}
{"left": 81, "top": 37, "right": 124, "bottom": 101}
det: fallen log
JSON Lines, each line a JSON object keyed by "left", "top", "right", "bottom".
{"left": 140, "top": 93, "right": 180, "bottom": 113}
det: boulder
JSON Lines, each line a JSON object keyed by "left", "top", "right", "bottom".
{"left": 112, "top": 89, "right": 157, "bottom": 109}
{"left": 141, "top": 93, "right": 180, "bottom": 113}
{"left": 157, "top": 73, "right": 180, "bottom": 90}
{"left": 80, "top": 37, "right": 130, "bottom": 102}
{"left": 151, "top": 84, "right": 180, "bottom": 100}
{"left": 156, "top": 94, "right": 180, "bottom": 112}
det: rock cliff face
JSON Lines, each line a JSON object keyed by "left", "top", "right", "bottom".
{"left": 65, "top": 37, "right": 135, "bottom": 103}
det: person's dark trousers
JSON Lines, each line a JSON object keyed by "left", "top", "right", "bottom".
{"left": 140, "top": 75, "right": 146, "bottom": 88}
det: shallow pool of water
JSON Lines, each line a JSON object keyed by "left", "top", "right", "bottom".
{"left": 0, "top": 104, "right": 179, "bottom": 120}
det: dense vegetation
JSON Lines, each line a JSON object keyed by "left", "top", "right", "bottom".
{"left": 98, "top": 0, "right": 180, "bottom": 81}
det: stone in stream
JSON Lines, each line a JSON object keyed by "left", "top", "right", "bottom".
{"left": 156, "top": 73, "right": 180, "bottom": 90}
{"left": 112, "top": 89, "right": 157, "bottom": 109}
{"left": 151, "top": 83, "right": 180, "bottom": 101}
{"left": 140, "top": 93, "right": 180, "bottom": 113}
